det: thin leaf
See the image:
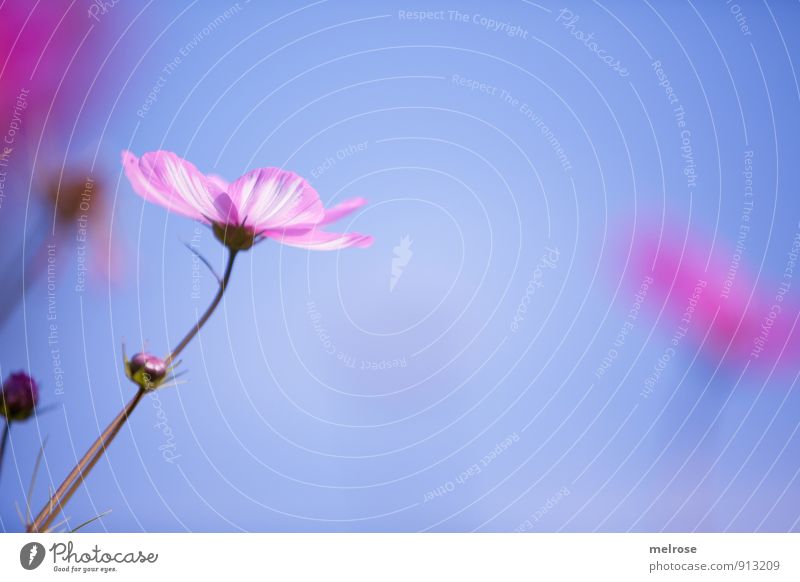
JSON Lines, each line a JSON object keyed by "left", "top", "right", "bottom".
{"left": 48, "top": 515, "right": 71, "bottom": 532}
{"left": 26, "top": 436, "right": 48, "bottom": 526}
{"left": 69, "top": 509, "right": 111, "bottom": 533}
{"left": 182, "top": 241, "right": 221, "bottom": 283}
{"left": 15, "top": 501, "right": 25, "bottom": 526}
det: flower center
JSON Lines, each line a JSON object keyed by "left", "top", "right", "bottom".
{"left": 212, "top": 222, "right": 257, "bottom": 251}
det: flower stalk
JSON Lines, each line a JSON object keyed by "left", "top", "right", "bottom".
{"left": 0, "top": 421, "right": 9, "bottom": 481}
{"left": 27, "top": 249, "right": 238, "bottom": 533}
{"left": 166, "top": 249, "right": 237, "bottom": 366}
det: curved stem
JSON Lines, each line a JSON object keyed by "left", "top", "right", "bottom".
{"left": 0, "top": 420, "right": 9, "bottom": 482}
{"left": 27, "top": 248, "right": 238, "bottom": 533}
{"left": 165, "top": 249, "right": 237, "bottom": 366}
{"left": 28, "top": 389, "right": 144, "bottom": 533}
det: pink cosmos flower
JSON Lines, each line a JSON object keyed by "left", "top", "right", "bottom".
{"left": 122, "top": 151, "right": 373, "bottom": 251}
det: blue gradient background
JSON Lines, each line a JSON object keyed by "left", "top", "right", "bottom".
{"left": 1, "top": 0, "right": 799, "bottom": 532}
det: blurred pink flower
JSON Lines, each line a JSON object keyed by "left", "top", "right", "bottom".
{"left": 122, "top": 151, "right": 373, "bottom": 251}
{"left": 0, "top": 164, "right": 122, "bottom": 328}
{"left": 627, "top": 227, "right": 797, "bottom": 371}
{"left": 0, "top": 4, "right": 124, "bottom": 326}
{"left": 0, "top": 3, "right": 99, "bottom": 136}
{"left": 45, "top": 166, "right": 122, "bottom": 284}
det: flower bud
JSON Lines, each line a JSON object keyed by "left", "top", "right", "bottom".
{"left": 0, "top": 372, "right": 39, "bottom": 421}
{"left": 125, "top": 352, "right": 168, "bottom": 391}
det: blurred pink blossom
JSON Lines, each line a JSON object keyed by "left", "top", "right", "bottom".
{"left": 0, "top": 3, "right": 99, "bottom": 137}
{"left": 627, "top": 227, "right": 797, "bottom": 371}
{"left": 0, "top": 4, "right": 123, "bottom": 326}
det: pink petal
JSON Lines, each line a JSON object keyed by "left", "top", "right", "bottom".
{"left": 264, "top": 228, "right": 373, "bottom": 251}
{"left": 208, "top": 174, "right": 229, "bottom": 192}
{"left": 273, "top": 197, "right": 369, "bottom": 235}
{"left": 122, "top": 151, "right": 222, "bottom": 222}
{"left": 213, "top": 193, "right": 240, "bottom": 225}
{"left": 318, "top": 197, "right": 368, "bottom": 226}
{"left": 228, "top": 168, "right": 324, "bottom": 230}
